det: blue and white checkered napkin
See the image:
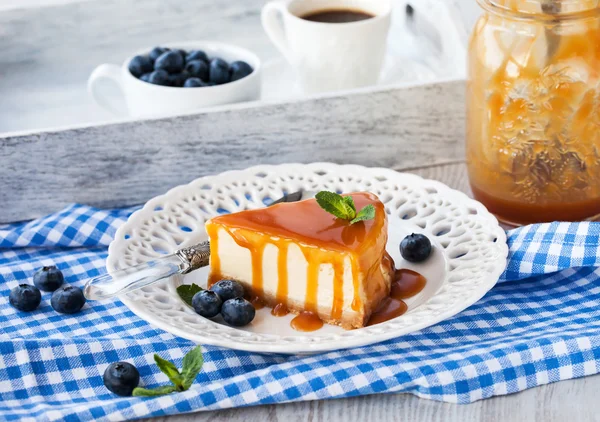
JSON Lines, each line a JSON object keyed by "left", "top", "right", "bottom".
{"left": 1, "top": 205, "right": 600, "bottom": 421}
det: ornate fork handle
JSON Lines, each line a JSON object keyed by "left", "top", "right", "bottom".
{"left": 84, "top": 241, "right": 210, "bottom": 300}
{"left": 176, "top": 241, "right": 211, "bottom": 274}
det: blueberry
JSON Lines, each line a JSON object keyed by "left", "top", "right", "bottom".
{"left": 210, "top": 279, "right": 244, "bottom": 302}
{"left": 33, "top": 266, "right": 64, "bottom": 292}
{"left": 154, "top": 51, "right": 185, "bottom": 73}
{"left": 103, "top": 362, "right": 140, "bottom": 396}
{"left": 51, "top": 285, "right": 86, "bottom": 314}
{"left": 140, "top": 73, "right": 152, "bottom": 83}
{"left": 168, "top": 71, "right": 189, "bottom": 87}
{"left": 172, "top": 49, "right": 187, "bottom": 64}
{"left": 185, "top": 60, "right": 209, "bottom": 81}
{"left": 186, "top": 50, "right": 209, "bottom": 63}
{"left": 128, "top": 55, "right": 153, "bottom": 78}
{"left": 400, "top": 233, "right": 432, "bottom": 263}
{"left": 209, "top": 58, "right": 230, "bottom": 84}
{"left": 221, "top": 298, "right": 255, "bottom": 327}
{"left": 9, "top": 284, "right": 41, "bottom": 312}
{"left": 192, "top": 290, "right": 222, "bottom": 318}
{"left": 229, "top": 61, "right": 253, "bottom": 82}
{"left": 147, "top": 70, "right": 170, "bottom": 86}
{"left": 149, "top": 47, "right": 169, "bottom": 62}
{"left": 183, "top": 77, "right": 207, "bottom": 88}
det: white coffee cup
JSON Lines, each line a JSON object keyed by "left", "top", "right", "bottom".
{"left": 261, "top": 0, "right": 392, "bottom": 94}
{"left": 88, "top": 41, "right": 262, "bottom": 118}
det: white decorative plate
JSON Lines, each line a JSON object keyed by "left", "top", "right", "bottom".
{"left": 107, "top": 163, "right": 507, "bottom": 354}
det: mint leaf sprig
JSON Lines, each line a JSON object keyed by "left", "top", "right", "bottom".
{"left": 176, "top": 283, "right": 203, "bottom": 306}
{"left": 133, "top": 346, "right": 204, "bottom": 397}
{"left": 315, "top": 191, "right": 375, "bottom": 224}
{"left": 132, "top": 385, "right": 177, "bottom": 397}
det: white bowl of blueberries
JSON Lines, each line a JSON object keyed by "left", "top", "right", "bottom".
{"left": 88, "top": 41, "right": 261, "bottom": 117}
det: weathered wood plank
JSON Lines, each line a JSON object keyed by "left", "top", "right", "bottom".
{"left": 0, "top": 80, "right": 466, "bottom": 223}
{"left": 141, "top": 373, "right": 600, "bottom": 422}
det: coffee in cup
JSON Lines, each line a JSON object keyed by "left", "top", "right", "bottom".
{"left": 261, "top": 0, "right": 392, "bottom": 94}
{"left": 300, "top": 9, "right": 374, "bottom": 23}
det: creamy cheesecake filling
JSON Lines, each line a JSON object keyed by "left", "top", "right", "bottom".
{"left": 208, "top": 228, "right": 362, "bottom": 319}
{"left": 205, "top": 192, "right": 394, "bottom": 329}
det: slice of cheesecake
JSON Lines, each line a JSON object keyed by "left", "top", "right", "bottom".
{"left": 205, "top": 192, "right": 394, "bottom": 329}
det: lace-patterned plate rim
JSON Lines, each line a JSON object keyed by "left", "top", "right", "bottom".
{"left": 107, "top": 163, "right": 508, "bottom": 354}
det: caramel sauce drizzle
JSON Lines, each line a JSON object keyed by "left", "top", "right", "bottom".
{"left": 350, "top": 257, "right": 361, "bottom": 311}
{"left": 291, "top": 248, "right": 346, "bottom": 331}
{"left": 272, "top": 242, "right": 289, "bottom": 316}
{"left": 225, "top": 230, "right": 266, "bottom": 297}
{"left": 251, "top": 245, "right": 265, "bottom": 297}
{"left": 206, "top": 223, "right": 220, "bottom": 288}
{"left": 303, "top": 249, "right": 320, "bottom": 314}
{"left": 331, "top": 259, "right": 345, "bottom": 321}
{"left": 276, "top": 243, "right": 289, "bottom": 306}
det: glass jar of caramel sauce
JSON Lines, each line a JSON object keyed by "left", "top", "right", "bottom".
{"left": 467, "top": 0, "right": 600, "bottom": 225}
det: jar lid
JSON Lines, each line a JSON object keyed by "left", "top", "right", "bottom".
{"left": 483, "top": 0, "right": 599, "bottom": 18}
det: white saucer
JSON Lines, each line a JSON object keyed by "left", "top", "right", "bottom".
{"left": 107, "top": 164, "right": 507, "bottom": 354}
{"left": 261, "top": 55, "right": 439, "bottom": 101}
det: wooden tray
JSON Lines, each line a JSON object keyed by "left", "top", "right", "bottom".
{"left": 0, "top": 80, "right": 465, "bottom": 223}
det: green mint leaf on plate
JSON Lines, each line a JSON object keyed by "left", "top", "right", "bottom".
{"left": 315, "top": 191, "right": 355, "bottom": 220}
{"left": 316, "top": 191, "right": 376, "bottom": 225}
{"left": 154, "top": 354, "right": 184, "bottom": 390}
{"left": 132, "top": 385, "right": 177, "bottom": 397}
{"left": 350, "top": 204, "right": 376, "bottom": 224}
{"left": 177, "top": 283, "right": 203, "bottom": 306}
{"left": 181, "top": 346, "right": 204, "bottom": 389}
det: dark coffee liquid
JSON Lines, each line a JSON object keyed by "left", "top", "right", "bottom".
{"left": 301, "top": 8, "right": 374, "bottom": 23}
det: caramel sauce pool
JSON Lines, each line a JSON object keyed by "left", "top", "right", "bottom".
{"left": 367, "top": 269, "right": 427, "bottom": 326}
{"left": 290, "top": 312, "right": 324, "bottom": 332}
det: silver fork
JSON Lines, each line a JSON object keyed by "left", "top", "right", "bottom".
{"left": 83, "top": 191, "right": 316, "bottom": 300}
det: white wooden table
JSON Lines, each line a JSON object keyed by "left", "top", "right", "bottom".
{"left": 1, "top": 1, "right": 599, "bottom": 420}
{"left": 147, "top": 375, "right": 600, "bottom": 421}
